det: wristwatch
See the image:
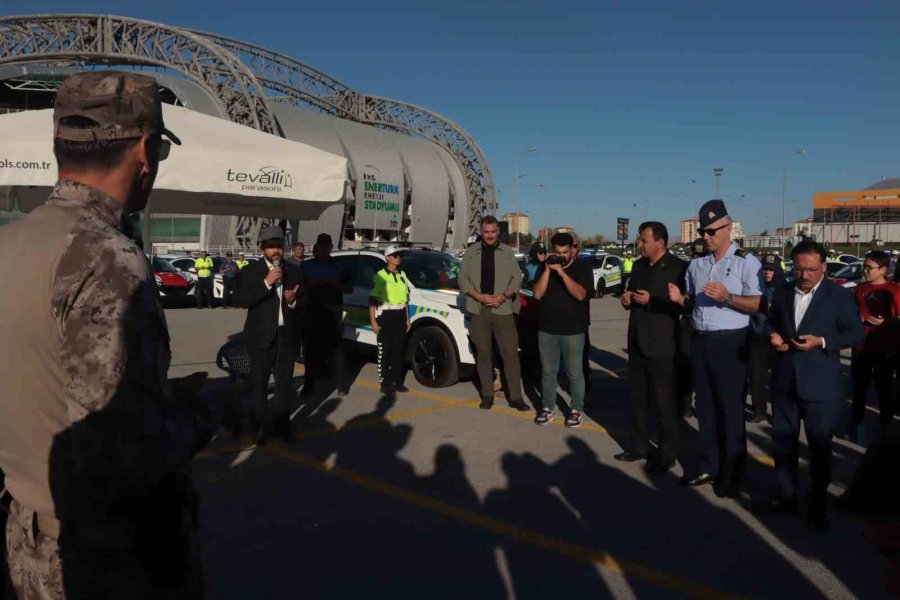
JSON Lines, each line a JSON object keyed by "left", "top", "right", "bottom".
{"left": 724, "top": 293, "right": 734, "bottom": 307}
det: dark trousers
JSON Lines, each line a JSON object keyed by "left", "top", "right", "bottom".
{"left": 222, "top": 278, "right": 238, "bottom": 308}
{"left": 377, "top": 309, "right": 407, "bottom": 387}
{"left": 691, "top": 328, "right": 748, "bottom": 486}
{"left": 628, "top": 350, "right": 679, "bottom": 463}
{"left": 852, "top": 349, "right": 895, "bottom": 426}
{"left": 748, "top": 332, "right": 774, "bottom": 418}
{"left": 676, "top": 319, "right": 694, "bottom": 418}
{"left": 773, "top": 377, "right": 838, "bottom": 504}
{"left": 293, "top": 303, "right": 305, "bottom": 360}
{"left": 196, "top": 277, "right": 213, "bottom": 308}
{"left": 471, "top": 311, "right": 522, "bottom": 401}
{"left": 248, "top": 326, "right": 295, "bottom": 429}
{"left": 304, "top": 305, "right": 342, "bottom": 384}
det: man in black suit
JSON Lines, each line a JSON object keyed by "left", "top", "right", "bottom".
{"left": 764, "top": 240, "right": 864, "bottom": 531}
{"left": 616, "top": 221, "right": 687, "bottom": 472}
{"left": 239, "top": 226, "right": 301, "bottom": 445}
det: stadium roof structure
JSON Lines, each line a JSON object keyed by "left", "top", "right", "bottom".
{"left": 0, "top": 14, "right": 495, "bottom": 245}
{"left": 813, "top": 178, "right": 900, "bottom": 224}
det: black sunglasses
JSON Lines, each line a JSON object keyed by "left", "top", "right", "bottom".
{"left": 697, "top": 223, "right": 729, "bottom": 237}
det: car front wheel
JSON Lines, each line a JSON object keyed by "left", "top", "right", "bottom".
{"left": 596, "top": 279, "right": 607, "bottom": 299}
{"left": 408, "top": 325, "right": 459, "bottom": 388}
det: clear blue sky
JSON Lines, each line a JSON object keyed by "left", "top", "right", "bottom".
{"left": 8, "top": 1, "right": 900, "bottom": 239}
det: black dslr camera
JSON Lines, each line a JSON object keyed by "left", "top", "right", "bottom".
{"left": 545, "top": 254, "right": 568, "bottom": 266}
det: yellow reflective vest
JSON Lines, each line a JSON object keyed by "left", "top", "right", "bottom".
{"left": 623, "top": 257, "right": 634, "bottom": 273}
{"left": 235, "top": 259, "right": 249, "bottom": 269}
{"left": 194, "top": 256, "right": 214, "bottom": 278}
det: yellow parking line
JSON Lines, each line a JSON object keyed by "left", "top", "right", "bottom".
{"left": 195, "top": 402, "right": 466, "bottom": 457}
{"left": 295, "top": 403, "right": 466, "bottom": 440}
{"left": 354, "top": 379, "right": 610, "bottom": 434}
{"left": 353, "top": 380, "right": 784, "bottom": 467}
{"left": 263, "top": 442, "right": 745, "bottom": 600}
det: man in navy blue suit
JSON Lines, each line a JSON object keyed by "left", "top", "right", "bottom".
{"left": 764, "top": 240, "right": 864, "bottom": 532}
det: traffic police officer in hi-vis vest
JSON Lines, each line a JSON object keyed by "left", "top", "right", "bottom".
{"left": 668, "top": 199, "right": 763, "bottom": 498}
{"left": 194, "top": 249, "right": 215, "bottom": 308}
{"left": 369, "top": 246, "right": 412, "bottom": 395}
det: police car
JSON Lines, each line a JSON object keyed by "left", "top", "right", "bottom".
{"left": 328, "top": 247, "right": 539, "bottom": 388}
{"left": 580, "top": 253, "right": 624, "bottom": 298}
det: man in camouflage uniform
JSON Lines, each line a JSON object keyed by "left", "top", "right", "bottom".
{"left": 0, "top": 72, "right": 213, "bottom": 599}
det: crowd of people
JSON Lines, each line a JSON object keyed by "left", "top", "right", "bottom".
{"left": 0, "top": 70, "right": 896, "bottom": 598}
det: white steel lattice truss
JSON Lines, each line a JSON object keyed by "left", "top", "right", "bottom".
{"left": 0, "top": 15, "right": 496, "bottom": 247}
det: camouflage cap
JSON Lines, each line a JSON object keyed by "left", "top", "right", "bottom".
{"left": 53, "top": 71, "right": 181, "bottom": 145}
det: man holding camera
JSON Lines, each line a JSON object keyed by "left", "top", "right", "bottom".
{"left": 532, "top": 232, "right": 594, "bottom": 427}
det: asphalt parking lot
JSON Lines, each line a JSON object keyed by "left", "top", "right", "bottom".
{"left": 169, "top": 298, "right": 887, "bottom": 599}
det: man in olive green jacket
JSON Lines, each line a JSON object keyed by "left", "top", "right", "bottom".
{"left": 459, "top": 216, "right": 528, "bottom": 411}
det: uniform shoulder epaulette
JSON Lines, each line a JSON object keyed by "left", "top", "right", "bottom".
{"left": 734, "top": 249, "right": 749, "bottom": 258}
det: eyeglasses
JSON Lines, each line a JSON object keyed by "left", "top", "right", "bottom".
{"left": 792, "top": 265, "right": 823, "bottom": 274}
{"left": 863, "top": 264, "right": 884, "bottom": 271}
{"left": 697, "top": 224, "right": 729, "bottom": 237}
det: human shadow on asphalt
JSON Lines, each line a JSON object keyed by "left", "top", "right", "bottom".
{"left": 741, "top": 427, "right": 884, "bottom": 598}
{"left": 198, "top": 392, "right": 509, "bottom": 599}
{"left": 484, "top": 452, "right": 614, "bottom": 598}
{"left": 545, "top": 437, "right": 826, "bottom": 598}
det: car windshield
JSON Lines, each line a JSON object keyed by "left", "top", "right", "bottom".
{"left": 826, "top": 262, "right": 846, "bottom": 276}
{"left": 152, "top": 257, "right": 179, "bottom": 273}
{"left": 833, "top": 264, "right": 862, "bottom": 280}
{"left": 400, "top": 251, "right": 460, "bottom": 291}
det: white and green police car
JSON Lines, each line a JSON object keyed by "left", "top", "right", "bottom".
{"left": 329, "top": 248, "right": 475, "bottom": 388}
{"left": 581, "top": 253, "right": 624, "bottom": 298}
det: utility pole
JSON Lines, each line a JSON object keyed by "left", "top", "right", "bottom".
{"left": 714, "top": 167, "right": 723, "bottom": 199}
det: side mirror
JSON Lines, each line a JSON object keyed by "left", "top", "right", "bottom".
{"left": 189, "top": 268, "right": 197, "bottom": 274}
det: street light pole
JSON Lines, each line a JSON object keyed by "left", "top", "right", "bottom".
{"left": 515, "top": 146, "right": 538, "bottom": 253}
{"left": 691, "top": 179, "right": 698, "bottom": 214}
{"left": 782, "top": 149, "right": 806, "bottom": 248}
{"left": 714, "top": 167, "right": 723, "bottom": 199}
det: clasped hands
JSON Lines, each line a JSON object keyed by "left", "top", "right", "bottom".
{"left": 769, "top": 332, "right": 824, "bottom": 352}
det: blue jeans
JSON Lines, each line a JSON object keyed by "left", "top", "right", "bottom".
{"left": 538, "top": 331, "right": 585, "bottom": 411}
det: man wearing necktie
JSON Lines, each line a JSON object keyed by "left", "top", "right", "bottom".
{"left": 239, "top": 226, "right": 300, "bottom": 445}
{"left": 763, "top": 240, "right": 863, "bottom": 532}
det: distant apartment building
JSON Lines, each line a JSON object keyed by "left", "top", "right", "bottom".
{"left": 501, "top": 212, "right": 530, "bottom": 236}
{"left": 681, "top": 216, "right": 742, "bottom": 243}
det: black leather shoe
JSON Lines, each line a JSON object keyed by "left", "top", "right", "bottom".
{"left": 479, "top": 397, "right": 494, "bottom": 410}
{"left": 681, "top": 473, "right": 716, "bottom": 487}
{"left": 508, "top": 399, "right": 531, "bottom": 412}
{"left": 749, "top": 413, "right": 767, "bottom": 424}
{"left": 645, "top": 459, "right": 675, "bottom": 473}
{"left": 765, "top": 497, "right": 800, "bottom": 515}
{"left": 614, "top": 451, "right": 648, "bottom": 463}
{"left": 394, "top": 384, "right": 410, "bottom": 393}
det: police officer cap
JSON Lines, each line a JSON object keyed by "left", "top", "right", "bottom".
{"left": 762, "top": 254, "right": 779, "bottom": 269}
{"left": 258, "top": 226, "right": 284, "bottom": 243}
{"left": 54, "top": 71, "right": 181, "bottom": 145}
{"left": 698, "top": 199, "right": 728, "bottom": 228}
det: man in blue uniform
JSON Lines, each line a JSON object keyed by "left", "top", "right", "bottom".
{"left": 668, "top": 200, "right": 763, "bottom": 497}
